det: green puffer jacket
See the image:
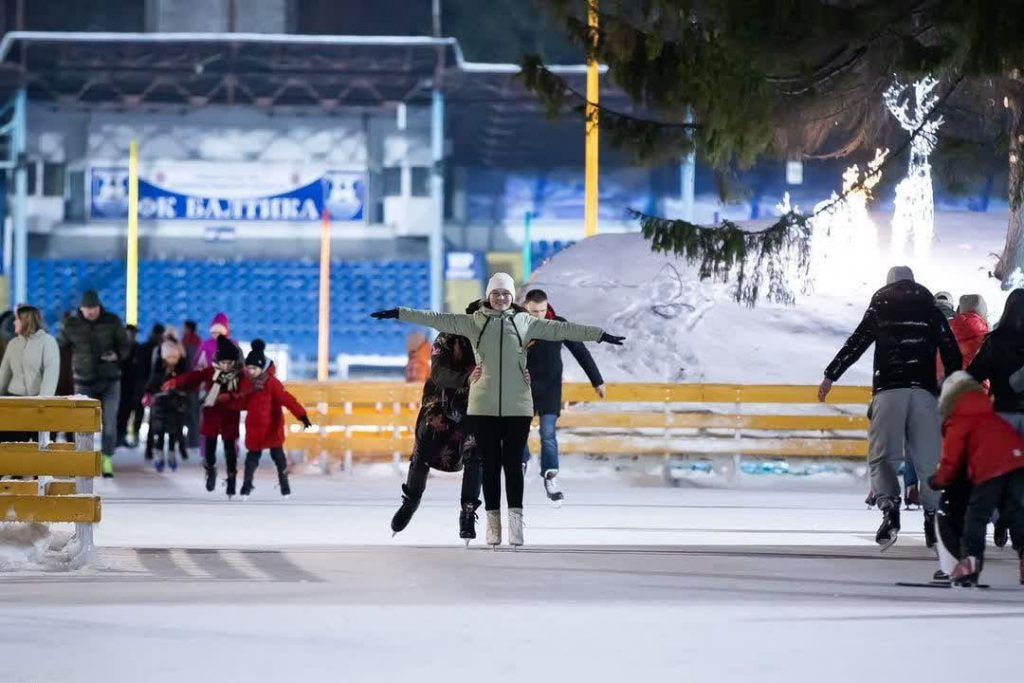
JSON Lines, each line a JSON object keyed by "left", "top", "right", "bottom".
{"left": 57, "top": 309, "right": 132, "bottom": 386}
{"left": 398, "top": 306, "right": 604, "bottom": 417}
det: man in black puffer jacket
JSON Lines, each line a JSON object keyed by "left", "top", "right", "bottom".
{"left": 520, "top": 289, "right": 606, "bottom": 504}
{"left": 57, "top": 290, "right": 132, "bottom": 477}
{"left": 819, "top": 266, "right": 961, "bottom": 550}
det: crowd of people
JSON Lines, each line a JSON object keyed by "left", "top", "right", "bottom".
{"left": 822, "top": 266, "right": 1024, "bottom": 587}
{"left": 0, "top": 292, "right": 310, "bottom": 498}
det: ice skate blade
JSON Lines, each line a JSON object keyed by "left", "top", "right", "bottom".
{"left": 877, "top": 532, "right": 898, "bottom": 552}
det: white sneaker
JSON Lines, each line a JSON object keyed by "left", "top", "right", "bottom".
{"left": 509, "top": 508, "right": 524, "bottom": 547}
{"left": 544, "top": 471, "right": 564, "bottom": 506}
{"left": 486, "top": 510, "right": 502, "bottom": 546}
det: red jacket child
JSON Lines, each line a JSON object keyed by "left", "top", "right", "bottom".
{"left": 164, "top": 335, "right": 247, "bottom": 440}
{"left": 931, "top": 371, "right": 1024, "bottom": 488}
{"left": 950, "top": 308, "right": 988, "bottom": 369}
{"left": 232, "top": 342, "right": 311, "bottom": 452}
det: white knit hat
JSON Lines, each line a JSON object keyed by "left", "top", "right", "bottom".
{"left": 486, "top": 272, "right": 516, "bottom": 300}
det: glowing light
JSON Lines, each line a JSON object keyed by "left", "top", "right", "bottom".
{"left": 885, "top": 75, "right": 944, "bottom": 266}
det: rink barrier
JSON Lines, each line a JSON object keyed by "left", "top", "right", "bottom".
{"left": 0, "top": 397, "right": 103, "bottom": 566}
{"left": 282, "top": 382, "right": 871, "bottom": 475}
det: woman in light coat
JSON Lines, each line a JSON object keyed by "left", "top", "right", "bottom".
{"left": 0, "top": 306, "right": 61, "bottom": 441}
{"left": 372, "top": 272, "right": 625, "bottom": 547}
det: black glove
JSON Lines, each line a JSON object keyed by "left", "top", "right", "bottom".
{"left": 598, "top": 332, "right": 625, "bottom": 345}
{"left": 370, "top": 309, "right": 399, "bottom": 320}
{"left": 301, "top": 414, "right": 313, "bottom": 429}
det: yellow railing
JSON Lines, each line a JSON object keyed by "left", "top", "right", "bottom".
{"left": 282, "top": 382, "right": 872, "bottom": 471}
{"left": 0, "top": 397, "right": 103, "bottom": 567}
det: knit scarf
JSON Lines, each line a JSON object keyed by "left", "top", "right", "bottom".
{"left": 204, "top": 368, "right": 240, "bottom": 407}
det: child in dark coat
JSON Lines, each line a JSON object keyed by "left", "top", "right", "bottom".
{"left": 930, "top": 371, "right": 1024, "bottom": 586}
{"left": 231, "top": 340, "right": 311, "bottom": 498}
{"left": 143, "top": 334, "right": 190, "bottom": 471}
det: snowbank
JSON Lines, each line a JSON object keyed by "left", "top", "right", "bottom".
{"left": 529, "top": 210, "right": 1010, "bottom": 384}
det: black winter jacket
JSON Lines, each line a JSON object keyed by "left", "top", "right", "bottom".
{"left": 824, "top": 280, "right": 961, "bottom": 395}
{"left": 967, "top": 333, "right": 1024, "bottom": 413}
{"left": 57, "top": 309, "right": 132, "bottom": 385}
{"left": 527, "top": 314, "right": 604, "bottom": 416}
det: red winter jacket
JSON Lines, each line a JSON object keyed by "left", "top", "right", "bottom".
{"left": 230, "top": 364, "right": 308, "bottom": 451}
{"left": 932, "top": 378, "right": 1024, "bottom": 487}
{"left": 164, "top": 366, "right": 246, "bottom": 440}
{"left": 950, "top": 312, "right": 989, "bottom": 368}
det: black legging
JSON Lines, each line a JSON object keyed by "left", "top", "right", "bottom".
{"left": 468, "top": 415, "right": 532, "bottom": 511}
{"left": 203, "top": 436, "right": 238, "bottom": 474}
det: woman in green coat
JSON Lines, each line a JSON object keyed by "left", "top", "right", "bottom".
{"left": 372, "top": 272, "right": 624, "bottom": 547}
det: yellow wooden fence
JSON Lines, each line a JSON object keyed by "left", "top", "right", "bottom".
{"left": 282, "top": 382, "right": 872, "bottom": 471}
{"left": 0, "top": 397, "right": 103, "bottom": 567}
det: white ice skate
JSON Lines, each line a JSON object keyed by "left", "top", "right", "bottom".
{"left": 486, "top": 510, "right": 501, "bottom": 548}
{"left": 543, "top": 472, "right": 564, "bottom": 507}
{"left": 509, "top": 508, "right": 524, "bottom": 548}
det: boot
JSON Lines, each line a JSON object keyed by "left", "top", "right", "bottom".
{"left": 225, "top": 470, "right": 237, "bottom": 498}
{"left": 875, "top": 501, "right": 900, "bottom": 550}
{"left": 270, "top": 450, "right": 290, "bottom": 497}
{"left": 101, "top": 454, "right": 114, "bottom": 479}
{"left": 486, "top": 510, "right": 501, "bottom": 547}
{"left": 204, "top": 465, "right": 217, "bottom": 492}
{"left": 459, "top": 501, "right": 480, "bottom": 542}
{"left": 391, "top": 462, "right": 428, "bottom": 534}
{"left": 239, "top": 452, "right": 260, "bottom": 498}
{"left": 543, "top": 471, "right": 565, "bottom": 506}
{"left": 994, "top": 519, "right": 1009, "bottom": 548}
{"left": 509, "top": 508, "right": 524, "bottom": 547}
{"left": 923, "top": 510, "right": 937, "bottom": 549}
{"left": 951, "top": 556, "right": 981, "bottom": 587}
{"left": 933, "top": 569, "right": 950, "bottom": 583}
{"left": 904, "top": 483, "right": 921, "bottom": 510}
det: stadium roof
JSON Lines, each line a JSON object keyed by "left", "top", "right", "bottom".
{"left": 0, "top": 31, "right": 635, "bottom": 166}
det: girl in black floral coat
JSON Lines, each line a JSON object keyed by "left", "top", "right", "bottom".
{"left": 391, "top": 301, "right": 482, "bottom": 538}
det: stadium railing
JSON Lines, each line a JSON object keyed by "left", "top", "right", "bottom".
{"left": 0, "top": 397, "right": 103, "bottom": 567}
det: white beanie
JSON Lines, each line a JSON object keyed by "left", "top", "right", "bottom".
{"left": 486, "top": 272, "right": 516, "bottom": 300}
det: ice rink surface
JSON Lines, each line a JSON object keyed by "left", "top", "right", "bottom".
{"left": 2, "top": 452, "right": 1023, "bottom": 682}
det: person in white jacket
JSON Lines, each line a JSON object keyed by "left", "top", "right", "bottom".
{"left": 0, "top": 305, "right": 61, "bottom": 401}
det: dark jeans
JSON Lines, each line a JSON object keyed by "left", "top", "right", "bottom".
{"left": 75, "top": 380, "right": 120, "bottom": 456}
{"left": 116, "top": 378, "right": 135, "bottom": 444}
{"left": 963, "top": 469, "right": 1024, "bottom": 560}
{"left": 203, "top": 436, "right": 238, "bottom": 473}
{"left": 468, "top": 415, "right": 532, "bottom": 511}
{"left": 522, "top": 414, "right": 559, "bottom": 475}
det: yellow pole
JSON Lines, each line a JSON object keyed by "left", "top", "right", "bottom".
{"left": 126, "top": 139, "right": 139, "bottom": 326}
{"left": 317, "top": 209, "right": 331, "bottom": 381}
{"left": 584, "top": 0, "right": 599, "bottom": 238}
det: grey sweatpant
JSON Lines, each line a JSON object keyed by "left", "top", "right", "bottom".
{"left": 868, "top": 387, "right": 941, "bottom": 513}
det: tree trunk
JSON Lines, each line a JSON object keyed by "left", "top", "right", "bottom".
{"left": 996, "top": 84, "right": 1024, "bottom": 284}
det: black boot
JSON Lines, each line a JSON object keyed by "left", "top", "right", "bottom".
{"left": 994, "top": 519, "right": 1009, "bottom": 548}
{"left": 225, "top": 470, "right": 237, "bottom": 498}
{"left": 875, "top": 500, "right": 900, "bottom": 550}
{"left": 270, "top": 449, "right": 290, "bottom": 497}
{"left": 391, "top": 461, "right": 429, "bottom": 534}
{"left": 459, "top": 500, "right": 481, "bottom": 542}
{"left": 240, "top": 452, "right": 260, "bottom": 497}
{"left": 204, "top": 465, "right": 217, "bottom": 492}
{"left": 924, "top": 510, "right": 937, "bottom": 549}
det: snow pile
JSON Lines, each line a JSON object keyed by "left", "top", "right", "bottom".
{"left": 530, "top": 211, "right": 1010, "bottom": 385}
{"left": 0, "top": 522, "right": 54, "bottom": 570}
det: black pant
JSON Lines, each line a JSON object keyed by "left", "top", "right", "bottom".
{"left": 147, "top": 413, "right": 188, "bottom": 461}
{"left": 204, "top": 436, "right": 238, "bottom": 474}
{"left": 116, "top": 378, "right": 135, "bottom": 444}
{"left": 963, "top": 469, "right": 1024, "bottom": 560}
{"left": 468, "top": 415, "right": 532, "bottom": 511}
{"left": 243, "top": 447, "right": 290, "bottom": 494}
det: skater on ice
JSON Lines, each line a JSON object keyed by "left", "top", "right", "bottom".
{"left": 142, "top": 331, "right": 190, "bottom": 471}
{"left": 819, "top": 266, "right": 961, "bottom": 549}
{"left": 520, "top": 289, "right": 606, "bottom": 505}
{"left": 390, "top": 300, "right": 483, "bottom": 539}
{"left": 371, "top": 272, "right": 624, "bottom": 547}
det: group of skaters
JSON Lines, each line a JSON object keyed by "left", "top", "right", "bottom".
{"left": 0, "top": 291, "right": 310, "bottom": 498}
{"left": 372, "top": 272, "right": 623, "bottom": 547}
{"left": 822, "top": 265, "right": 1024, "bottom": 587}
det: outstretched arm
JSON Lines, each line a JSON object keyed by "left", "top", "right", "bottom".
{"left": 525, "top": 316, "right": 604, "bottom": 344}
{"left": 565, "top": 339, "right": 604, "bottom": 388}
{"left": 395, "top": 308, "right": 478, "bottom": 338}
{"left": 824, "top": 309, "right": 878, "bottom": 384}
{"left": 273, "top": 379, "right": 313, "bottom": 428}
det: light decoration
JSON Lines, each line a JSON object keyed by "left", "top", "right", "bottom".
{"left": 884, "top": 75, "right": 944, "bottom": 266}
{"left": 807, "top": 148, "right": 888, "bottom": 293}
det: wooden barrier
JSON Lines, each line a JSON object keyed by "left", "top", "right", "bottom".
{"left": 0, "top": 397, "right": 103, "bottom": 566}
{"left": 282, "top": 382, "right": 872, "bottom": 474}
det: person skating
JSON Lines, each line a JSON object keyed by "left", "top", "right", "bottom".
{"left": 371, "top": 272, "right": 625, "bottom": 547}
{"left": 819, "top": 266, "right": 961, "bottom": 550}
{"left": 142, "top": 332, "right": 190, "bottom": 472}
{"left": 163, "top": 335, "right": 246, "bottom": 495}
{"left": 57, "top": 290, "right": 133, "bottom": 478}
{"left": 391, "top": 301, "right": 482, "bottom": 538}
{"left": 133, "top": 323, "right": 165, "bottom": 453}
{"left": 520, "top": 289, "right": 606, "bottom": 505}
{"left": 226, "top": 340, "right": 311, "bottom": 499}
{"left": 929, "top": 371, "right": 1024, "bottom": 586}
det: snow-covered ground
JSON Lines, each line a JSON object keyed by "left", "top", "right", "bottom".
{"left": 2, "top": 451, "right": 1023, "bottom": 682}
{"left": 531, "top": 211, "right": 1009, "bottom": 384}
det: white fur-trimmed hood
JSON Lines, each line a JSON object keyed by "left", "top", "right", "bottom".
{"left": 939, "top": 370, "right": 985, "bottom": 421}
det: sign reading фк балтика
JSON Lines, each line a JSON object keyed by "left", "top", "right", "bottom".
{"left": 89, "top": 162, "right": 365, "bottom": 221}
